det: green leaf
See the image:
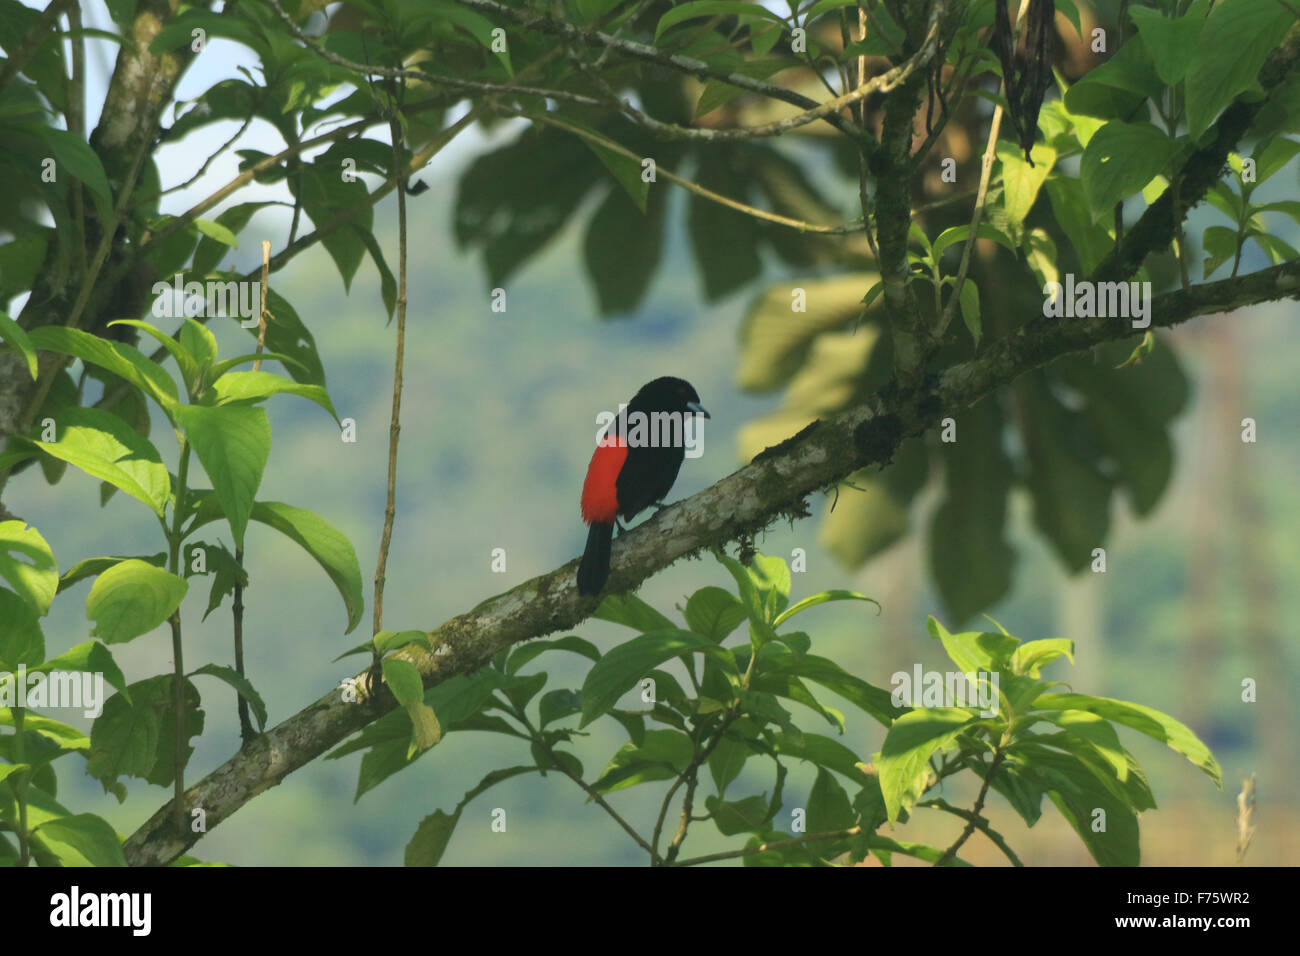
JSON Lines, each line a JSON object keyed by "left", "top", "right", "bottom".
{"left": 505, "top": 635, "right": 600, "bottom": 675}
{"left": 382, "top": 658, "right": 424, "bottom": 708}
{"left": 592, "top": 592, "right": 675, "bottom": 632}
{"left": 195, "top": 541, "right": 247, "bottom": 621}
{"left": 32, "top": 407, "right": 171, "bottom": 517}
{"left": 1114, "top": 329, "right": 1156, "bottom": 370}
{"left": 373, "top": 630, "right": 431, "bottom": 655}
{"left": 1128, "top": 5, "right": 1205, "bottom": 86}
{"left": 771, "top": 730, "right": 866, "bottom": 781}
{"left": 688, "top": 149, "right": 762, "bottom": 300}
{"left": 583, "top": 174, "right": 667, "bottom": 315}
{"left": 190, "top": 662, "right": 267, "bottom": 731}
{"left": 1034, "top": 693, "right": 1221, "bottom": 786}
{"left": 210, "top": 370, "right": 337, "bottom": 419}
{"left": 248, "top": 501, "right": 364, "bottom": 634}
{"left": 772, "top": 589, "right": 878, "bottom": 628}
{"left": 174, "top": 404, "right": 270, "bottom": 548}
{"left": 1080, "top": 121, "right": 1180, "bottom": 220}
{"left": 579, "top": 628, "right": 734, "bottom": 727}
{"left": 0, "top": 520, "right": 58, "bottom": 616}
{"left": 707, "top": 730, "right": 750, "bottom": 793}
{"left": 593, "top": 729, "right": 694, "bottom": 793}
{"left": 34, "top": 640, "right": 129, "bottom": 701}
{"left": 770, "top": 653, "right": 901, "bottom": 727}
{"left": 565, "top": 118, "right": 649, "bottom": 213}
{"left": 538, "top": 688, "right": 582, "bottom": 727}
{"left": 706, "top": 794, "right": 772, "bottom": 836}
{"left": 106, "top": 319, "right": 199, "bottom": 397}
{"left": 1017, "top": 374, "right": 1113, "bottom": 571}
{"left": 997, "top": 141, "right": 1056, "bottom": 228}
{"left": 931, "top": 221, "right": 1017, "bottom": 261}
{"left": 192, "top": 202, "right": 276, "bottom": 277}
{"left": 1010, "top": 745, "right": 1140, "bottom": 866}
{"left": 33, "top": 813, "right": 126, "bottom": 867}
{"left": 807, "top": 767, "right": 855, "bottom": 834}
{"left": 1041, "top": 710, "right": 1129, "bottom": 782}
{"left": 655, "top": 1, "right": 779, "bottom": 39}
{"left": 86, "top": 675, "right": 202, "bottom": 790}
{"left": 1250, "top": 137, "right": 1300, "bottom": 190}
{"left": 0, "top": 310, "right": 39, "bottom": 379}
{"left": 957, "top": 279, "right": 981, "bottom": 348}
{"left": 1063, "top": 36, "right": 1163, "bottom": 116}
{"left": 575, "top": 0, "right": 622, "bottom": 22}
{"left": 0, "top": 588, "right": 44, "bottom": 668}
{"left": 1184, "top": 0, "right": 1295, "bottom": 139}
{"left": 418, "top": 0, "right": 513, "bottom": 73}
{"left": 406, "top": 701, "right": 442, "bottom": 754}
{"left": 180, "top": 318, "right": 218, "bottom": 375}
{"left": 927, "top": 397, "right": 1015, "bottom": 624}
{"left": 877, "top": 708, "right": 975, "bottom": 821}
{"left": 683, "top": 586, "right": 747, "bottom": 641}
{"left": 1010, "top": 638, "right": 1074, "bottom": 677}
{"left": 1201, "top": 224, "right": 1241, "bottom": 278}
{"left": 405, "top": 809, "right": 460, "bottom": 866}
{"left": 86, "top": 559, "right": 188, "bottom": 644}
{"left": 194, "top": 218, "right": 238, "bottom": 248}
{"left": 715, "top": 550, "right": 789, "bottom": 634}
{"left": 1044, "top": 176, "right": 1113, "bottom": 272}
{"left": 27, "top": 326, "right": 179, "bottom": 413}
{"left": 927, "top": 617, "right": 1020, "bottom": 675}
{"left": 30, "top": 127, "right": 113, "bottom": 213}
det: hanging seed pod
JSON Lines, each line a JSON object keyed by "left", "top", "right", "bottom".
{"left": 992, "top": 0, "right": 1057, "bottom": 164}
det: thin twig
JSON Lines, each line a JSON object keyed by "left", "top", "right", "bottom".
{"left": 372, "top": 100, "right": 410, "bottom": 637}
{"left": 918, "top": 797, "right": 1023, "bottom": 866}
{"left": 935, "top": 747, "right": 1005, "bottom": 866}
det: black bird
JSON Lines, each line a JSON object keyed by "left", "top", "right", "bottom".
{"left": 577, "top": 377, "right": 709, "bottom": 596}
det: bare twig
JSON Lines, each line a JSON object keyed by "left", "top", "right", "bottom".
{"left": 935, "top": 747, "right": 1005, "bottom": 866}
{"left": 372, "top": 106, "right": 409, "bottom": 638}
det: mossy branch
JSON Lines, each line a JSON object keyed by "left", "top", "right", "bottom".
{"left": 120, "top": 258, "right": 1300, "bottom": 866}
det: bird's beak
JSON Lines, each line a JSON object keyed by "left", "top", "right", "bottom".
{"left": 687, "top": 401, "right": 710, "bottom": 419}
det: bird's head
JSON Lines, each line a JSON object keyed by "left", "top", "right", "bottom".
{"left": 634, "top": 376, "right": 710, "bottom": 418}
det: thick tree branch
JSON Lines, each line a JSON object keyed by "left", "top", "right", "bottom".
{"left": 120, "top": 258, "right": 1300, "bottom": 866}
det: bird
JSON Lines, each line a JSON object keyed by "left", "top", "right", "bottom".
{"left": 577, "top": 377, "right": 710, "bottom": 596}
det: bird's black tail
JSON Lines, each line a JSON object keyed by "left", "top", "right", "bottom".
{"left": 577, "top": 521, "right": 613, "bottom": 596}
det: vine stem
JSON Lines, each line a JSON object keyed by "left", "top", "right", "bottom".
{"left": 373, "top": 83, "right": 411, "bottom": 653}
{"left": 168, "top": 440, "right": 193, "bottom": 836}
